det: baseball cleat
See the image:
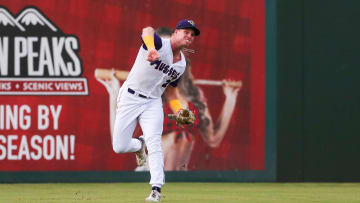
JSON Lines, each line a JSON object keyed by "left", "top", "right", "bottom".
{"left": 145, "top": 190, "right": 161, "bottom": 202}
{"left": 135, "top": 136, "right": 147, "bottom": 166}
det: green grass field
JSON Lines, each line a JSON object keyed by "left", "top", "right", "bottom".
{"left": 0, "top": 182, "right": 360, "bottom": 203}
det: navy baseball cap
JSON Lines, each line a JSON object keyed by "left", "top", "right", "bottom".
{"left": 175, "top": 19, "right": 200, "bottom": 36}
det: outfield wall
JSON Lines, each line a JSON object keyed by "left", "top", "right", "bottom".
{"left": 276, "top": 0, "right": 360, "bottom": 182}
{"left": 3, "top": 0, "right": 358, "bottom": 183}
{"left": 0, "top": 0, "right": 277, "bottom": 182}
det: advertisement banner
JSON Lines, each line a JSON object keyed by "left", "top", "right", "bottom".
{"left": 0, "top": 0, "right": 265, "bottom": 172}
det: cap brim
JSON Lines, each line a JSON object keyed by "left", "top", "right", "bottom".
{"left": 178, "top": 26, "right": 200, "bottom": 36}
{"left": 192, "top": 27, "right": 200, "bottom": 36}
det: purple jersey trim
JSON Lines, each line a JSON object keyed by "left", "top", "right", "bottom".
{"left": 141, "top": 33, "right": 162, "bottom": 50}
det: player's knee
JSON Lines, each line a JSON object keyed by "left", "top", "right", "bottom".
{"left": 144, "top": 135, "right": 162, "bottom": 154}
{"left": 147, "top": 147, "right": 163, "bottom": 156}
{"left": 112, "top": 143, "right": 128, "bottom": 154}
{"left": 146, "top": 141, "right": 163, "bottom": 155}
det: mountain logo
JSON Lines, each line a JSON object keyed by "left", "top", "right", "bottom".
{"left": 16, "top": 8, "right": 58, "bottom": 32}
{"left": 0, "top": 8, "right": 25, "bottom": 31}
{"left": 0, "top": 6, "right": 88, "bottom": 95}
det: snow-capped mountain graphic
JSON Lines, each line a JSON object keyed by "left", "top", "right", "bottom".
{"left": 0, "top": 6, "right": 83, "bottom": 79}
{"left": 0, "top": 8, "right": 25, "bottom": 31}
{"left": 16, "top": 8, "right": 58, "bottom": 32}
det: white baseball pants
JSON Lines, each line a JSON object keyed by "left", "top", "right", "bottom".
{"left": 113, "top": 86, "right": 165, "bottom": 186}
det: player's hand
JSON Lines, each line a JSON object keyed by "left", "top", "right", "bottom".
{"left": 147, "top": 48, "right": 160, "bottom": 62}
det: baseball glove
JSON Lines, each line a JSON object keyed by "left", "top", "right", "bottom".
{"left": 168, "top": 108, "right": 196, "bottom": 128}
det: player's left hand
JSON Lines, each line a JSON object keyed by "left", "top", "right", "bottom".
{"left": 168, "top": 108, "right": 196, "bottom": 128}
{"left": 147, "top": 48, "right": 160, "bottom": 62}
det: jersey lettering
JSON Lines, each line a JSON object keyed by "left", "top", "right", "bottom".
{"left": 151, "top": 60, "right": 161, "bottom": 69}
{"left": 163, "top": 65, "right": 169, "bottom": 74}
{"left": 150, "top": 60, "right": 180, "bottom": 80}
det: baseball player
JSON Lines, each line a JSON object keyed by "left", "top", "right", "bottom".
{"left": 112, "top": 19, "right": 200, "bottom": 202}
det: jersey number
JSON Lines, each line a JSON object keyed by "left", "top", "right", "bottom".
{"left": 162, "top": 80, "right": 171, "bottom": 88}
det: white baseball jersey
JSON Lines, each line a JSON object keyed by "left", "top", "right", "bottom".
{"left": 123, "top": 35, "right": 186, "bottom": 98}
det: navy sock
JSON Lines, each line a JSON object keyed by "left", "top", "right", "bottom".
{"left": 152, "top": 186, "right": 161, "bottom": 193}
